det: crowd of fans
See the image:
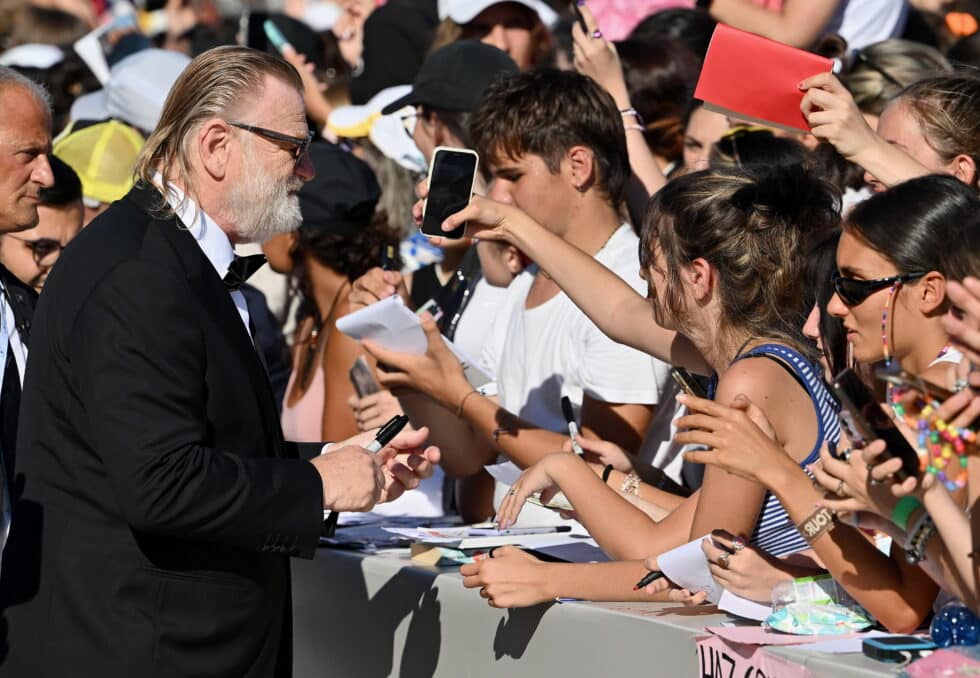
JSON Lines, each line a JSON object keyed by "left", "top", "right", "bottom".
{"left": 1, "top": 0, "right": 980, "bottom": 651}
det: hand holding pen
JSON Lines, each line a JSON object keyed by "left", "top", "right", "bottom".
{"left": 323, "top": 415, "right": 435, "bottom": 535}
{"left": 561, "top": 396, "right": 585, "bottom": 456}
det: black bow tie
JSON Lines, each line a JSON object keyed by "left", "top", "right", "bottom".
{"left": 223, "top": 254, "right": 267, "bottom": 292}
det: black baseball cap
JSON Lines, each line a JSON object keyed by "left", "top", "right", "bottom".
{"left": 298, "top": 143, "right": 381, "bottom": 236}
{"left": 380, "top": 40, "right": 518, "bottom": 115}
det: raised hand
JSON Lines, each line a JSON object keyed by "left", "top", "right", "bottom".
{"left": 361, "top": 313, "right": 471, "bottom": 410}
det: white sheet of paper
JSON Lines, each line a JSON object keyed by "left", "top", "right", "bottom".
{"left": 718, "top": 590, "right": 772, "bottom": 621}
{"left": 336, "top": 296, "right": 491, "bottom": 387}
{"left": 484, "top": 461, "right": 522, "bottom": 486}
{"left": 657, "top": 535, "right": 724, "bottom": 603}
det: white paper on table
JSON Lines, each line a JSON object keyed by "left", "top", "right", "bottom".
{"left": 718, "top": 590, "right": 772, "bottom": 621}
{"left": 794, "top": 630, "right": 887, "bottom": 654}
{"left": 336, "top": 296, "right": 492, "bottom": 388}
{"left": 382, "top": 526, "right": 596, "bottom": 551}
{"left": 657, "top": 535, "right": 724, "bottom": 603}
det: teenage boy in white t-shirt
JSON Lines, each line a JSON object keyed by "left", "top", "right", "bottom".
{"left": 364, "top": 69, "right": 669, "bottom": 513}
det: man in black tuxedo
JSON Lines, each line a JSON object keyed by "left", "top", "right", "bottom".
{"left": 0, "top": 47, "right": 439, "bottom": 677}
{"left": 0, "top": 68, "right": 54, "bottom": 570}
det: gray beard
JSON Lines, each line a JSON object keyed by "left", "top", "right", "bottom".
{"left": 225, "top": 147, "right": 304, "bottom": 243}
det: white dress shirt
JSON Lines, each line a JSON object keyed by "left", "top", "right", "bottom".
{"left": 158, "top": 181, "right": 252, "bottom": 337}
{"left": 0, "top": 283, "right": 28, "bottom": 388}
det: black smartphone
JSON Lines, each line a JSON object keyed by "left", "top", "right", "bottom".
{"left": 831, "top": 368, "right": 919, "bottom": 480}
{"left": 245, "top": 11, "right": 270, "bottom": 52}
{"left": 420, "top": 146, "right": 478, "bottom": 240}
{"left": 348, "top": 357, "right": 379, "bottom": 398}
{"left": 671, "top": 367, "right": 708, "bottom": 398}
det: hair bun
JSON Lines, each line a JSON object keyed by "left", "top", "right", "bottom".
{"left": 731, "top": 165, "right": 830, "bottom": 227}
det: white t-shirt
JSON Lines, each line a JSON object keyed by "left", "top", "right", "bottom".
{"left": 484, "top": 224, "right": 667, "bottom": 429}
{"left": 483, "top": 224, "right": 670, "bottom": 524}
{"left": 452, "top": 276, "right": 509, "bottom": 374}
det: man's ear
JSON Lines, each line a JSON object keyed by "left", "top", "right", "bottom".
{"left": 916, "top": 271, "right": 948, "bottom": 316}
{"left": 504, "top": 244, "right": 525, "bottom": 275}
{"left": 567, "top": 145, "right": 596, "bottom": 192}
{"left": 198, "top": 118, "right": 233, "bottom": 180}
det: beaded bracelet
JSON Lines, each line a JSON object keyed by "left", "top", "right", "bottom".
{"left": 904, "top": 515, "right": 936, "bottom": 564}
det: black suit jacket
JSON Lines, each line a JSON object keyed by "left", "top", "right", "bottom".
{"left": 0, "top": 184, "right": 325, "bottom": 678}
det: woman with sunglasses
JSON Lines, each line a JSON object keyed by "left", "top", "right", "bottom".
{"left": 444, "top": 165, "right": 845, "bottom": 608}
{"left": 678, "top": 175, "right": 978, "bottom": 627}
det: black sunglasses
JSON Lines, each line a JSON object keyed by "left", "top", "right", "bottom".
{"left": 6, "top": 235, "right": 62, "bottom": 265}
{"left": 832, "top": 271, "right": 927, "bottom": 306}
{"left": 227, "top": 121, "right": 313, "bottom": 168}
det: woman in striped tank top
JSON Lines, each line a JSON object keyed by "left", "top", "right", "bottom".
{"left": 682, "top": 176, "right": 979, "bottom": 631}
{"left": 456, "top": 165, "right": 845, "bottom": 608}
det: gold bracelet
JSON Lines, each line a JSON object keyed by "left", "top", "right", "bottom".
{"left": 456, "top": 389, "right": 479, "bottom": 418}
{"left": 799, "top": 507, "right": 835, "bottom": 544}
{"left": 620, "top": 472, "right": 640, "bottom": 496}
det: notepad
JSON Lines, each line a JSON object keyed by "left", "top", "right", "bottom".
{"left": 694, "top": 24, "right": 833, "bottom": 132}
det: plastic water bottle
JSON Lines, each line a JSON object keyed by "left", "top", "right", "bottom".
{"left": 930, "top": 603, "right": 980, "bottom": 647}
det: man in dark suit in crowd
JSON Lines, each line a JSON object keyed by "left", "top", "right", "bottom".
{"left": 0, "top": 67, "right": 54, "bottom": 572}
{"left": 0, "top": 46, "right": 439, "bottom": 677}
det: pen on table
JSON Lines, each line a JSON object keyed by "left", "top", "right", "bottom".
{"left": 381, "top": 244, "right": 397, "bottom": 271}
{"left": 324, "top": 414, "right": 410, "bottom": 535}
{"left": 633, "top": 570, "right": 666, "bottom": 591}
{"left": 479, "top": 525, "right": 572, "bottom": 536}
{"left": 560, "top": 396, "right": 585, "bottom": 456}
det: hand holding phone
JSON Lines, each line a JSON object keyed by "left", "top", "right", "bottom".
{"left": 420, "top": 146, "right": 478, "bottom": 240}
{"left": 671, "top": 367, "right": 708, "bottom": 398}
{"left": 831, "top": 368, "right": 920, "bottom": 479}
{"left": 349, "top": 357, "right": 380, "bottom": 398}
{"left": 263, "top": 20, "right": 291, "bottom": 54}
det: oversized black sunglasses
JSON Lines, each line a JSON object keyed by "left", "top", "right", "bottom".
{"left": 832, "top": 271, "right": 927, "bottom": 306}
{"left": 228, "top": 121, "right": 313, "bottom": 168}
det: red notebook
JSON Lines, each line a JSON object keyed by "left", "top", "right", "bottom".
{"left": 694, "top": 24, "right": 833, "bottom": 132}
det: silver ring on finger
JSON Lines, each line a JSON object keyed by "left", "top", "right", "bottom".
{"left": 717, "top": 552, "right": 730, "bottom": 570}
{"left": 732, "top": 536, "right": 746, "bottom": 552}
{"left": 839, "top": 447, "right": 853, "bottom": 462}
{"left": 507, "top": 488, "right": 517, "bottom": 496}
{"left": 867, "top": 464, "right": 881, "bottom": 487}
{"left": 835, "top": 479, "right": 847, "bottom": 497}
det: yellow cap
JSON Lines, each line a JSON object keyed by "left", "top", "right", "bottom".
{"left": 53, "top": 120, "right": 145, "bottom": 205}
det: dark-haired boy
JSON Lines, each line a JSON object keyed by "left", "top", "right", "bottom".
{"left": 369, "top": 69, "right": 670, "bottom": 523}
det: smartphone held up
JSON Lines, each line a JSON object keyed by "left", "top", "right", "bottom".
{"left": 420, "top": 146, "right": 478, "bottom": 240}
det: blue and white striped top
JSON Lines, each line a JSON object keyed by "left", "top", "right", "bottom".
{"left": 709, "top": 343, "right": 840, "bottom": 558}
